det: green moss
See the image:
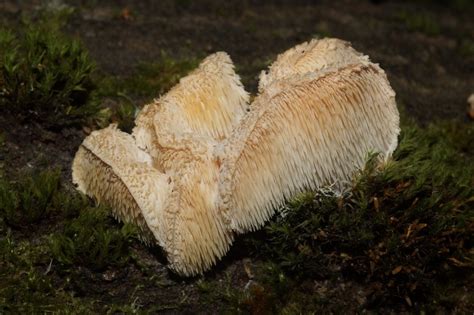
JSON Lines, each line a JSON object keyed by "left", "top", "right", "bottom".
{"left": 0, "top": 183, "right": 146, "bottom": 313}
{"left": 49, "top": 207, "right": 138, "bottom": 271}
{"left": 197, "top": 275, "right": 247, "bottom": 313}
{"left": 0, "top": 232, "right": 97, "bottom": 313}
{"left": 0, "top": 120, "right": 472, "bottom": 312}
{"left": 0, "top": 162, "right": 140, "bottom": 311}
{"left": 0, "top": 14, "right": 97, "bottom": 127}
{"left": 0, "top": 168, "right": 60, "bottom": 229}
{"left": 1, "top": 10, "right": 198, "bottom": 131}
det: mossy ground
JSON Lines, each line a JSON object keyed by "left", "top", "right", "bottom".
{"left": 0, "top": 0, "right": 473, "bottom": 313}
{"left": 0, "top": 9, "right": 98, "bottom": 128}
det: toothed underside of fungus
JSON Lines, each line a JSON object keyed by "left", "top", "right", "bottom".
{"left": 162, "top": 155, "right": 234, "bottom": 275}
{"left": 219, "top": 63, "right": 399, "bottom": 233}
{"left": 132, "top": 52, "right": 246, "bottom": 275}
{"left": 72, "top": 38, "right": 400, "bottom": 276}
{"left": 72, "top": 125, "right": 172, "bottom": 245}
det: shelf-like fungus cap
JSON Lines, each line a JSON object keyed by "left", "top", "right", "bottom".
{"left": 258, "top": 38, "right": 368, "bottom": 93}
{"left": 220, "top": 48, "right": 399, "bottom": 233}
{"left": 72, "top": 125, "right": 172, "bottom": 245}
{"left": 166, "top": 51, "right": 249, "bottom": 140}
{"left": 136, "top": 52, "right": 249, "bottom": 153}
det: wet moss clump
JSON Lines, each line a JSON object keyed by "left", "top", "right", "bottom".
{"left": 0, "top": 233, "right": 97, "bottom": 313}
{"left": 0, "top": 169, "right": 60, "bottom": 229}
{"left": 0, "top": 15, "right": 98, "bottom": 127}
{"left": 49, "top": 206, "right": 138, "bottom": 272}
{"left": 243, "top": 120, "right": 474, "bottom": 312}
{"left": 0, "top": 182, "right": 139, "bottom": 312}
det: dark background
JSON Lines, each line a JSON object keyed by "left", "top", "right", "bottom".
{"left": 2, "top": 0, "right": 473, "bottom": 123}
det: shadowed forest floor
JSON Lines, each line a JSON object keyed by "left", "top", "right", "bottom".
{"left": 0, "top": 0, "right": 473, "bottom": 313}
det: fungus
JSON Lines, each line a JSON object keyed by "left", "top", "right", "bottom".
{"left": 219, "top": 63, "right": 399, "bottom": 233}
{"left": 132, "top": 51, "right": 249, "bottom": 158}
{"left": 258, "top": 38, "right": 368, "bottom": 92}
{"left": 72, "top": 38, "right": 400, "bottom": 276}
{"left": 75, "top": 52, "right": 247, "bottom": 275}
{"left": 134, "top": 52, "right": 247, "bottom": 275}
{"left": 468, "top": 93, "right": 474, "bottom": 119}
{"left": 72, "top": 124, "right": 171, "bottom": 244}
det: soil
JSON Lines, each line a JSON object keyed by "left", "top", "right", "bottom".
{"left": 0, "top": 0, "right": 473, "bottom": 313}
{"left": 3, "top": 0, "right": 473, "bottom": 122}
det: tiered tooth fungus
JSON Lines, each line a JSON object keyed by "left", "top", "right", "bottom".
{"left": 72, "top": 38, "right": 400, "bottom": 276}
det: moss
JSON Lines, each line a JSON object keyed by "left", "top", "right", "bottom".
{"left": 197, "top": 275, "right": 247, "bottom": 313}
{"left": 0, "top": 9, "right": 199, "bottom": 132}
{"left": 0, "top": 159, "right": 144, "bottom": 311}
{"left": 49, "top": 206, "right": 138, "bottom": 271}
{"left": 0, "top": 14, "right": 98, "bottom": 127}
{"left": 0, "top": 176, "right": 145, "bottom": 312}
{"left": 0, "top": 121, "right": 472, "bottom": 313}
{"left": 0, "top": 232, "right": 98, "bottom": 313}
{"left": 0, "top": 168, "right": 61, "bottom": 229}
{"left": 0, "top": 229, "right": 145, "bottom": 313}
